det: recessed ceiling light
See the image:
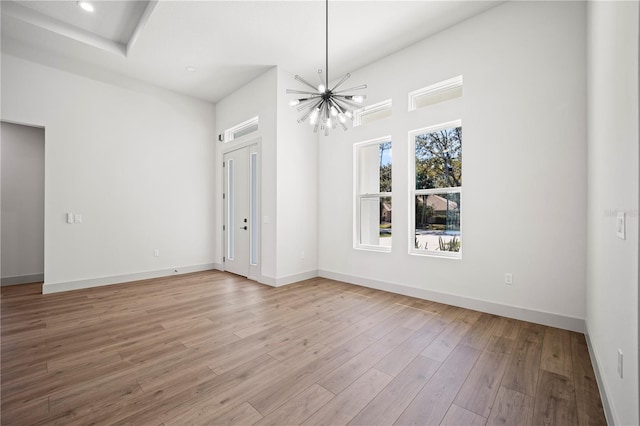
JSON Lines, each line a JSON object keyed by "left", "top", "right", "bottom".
{"left": 185, "top": 66, "right": 196, "bottom": 72}
{"left": 77, "top": 1, "right": 95, "bottom": 13}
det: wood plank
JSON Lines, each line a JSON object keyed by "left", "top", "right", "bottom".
{"left": 570, "top": 333, "right": 607, "bottom": 426}
{"left": 540, "top": 327, "right": 573, "bottom": 377}
{"left": 349, "top": 355, "right": 441, "bottom": 426}
{"left": 455, "top": 350, "right": 509, "bottom": 418}
{"left": 394, "top": 345, "right": 482, "bottom": 425}
{"left": 441, "top": 404, "right": 487, "bottom": 426}
{"left": 501, "top": 325, "right": 543, "bottom": 396}
{"left": 248, "top": 334, "right": 375, "bottom": 416}
{"left": 532, "top": 370, "right": 578, "bottom": 426}
{"left": 486, "top": 336, "right": 515, "bottom": 355}
{"left": 486, "top": 386, "right": 534, "bottom": 426}
{"left": 302, "top": 369, "right": 393, "bottom": 426}
{"left": 196, "top": 402, "right": 263, "bottom": 426}
{"left": 460, "top": 313, "right": 502, "bottom": 350}
{"left": 421, "top": 311, "right": 480, "bottom": 362}
{"left": 374, "top": 317, "right": 447, "bottom": 377}
{"left": 254, "top": 384, "right": 335, "bottom": 426}
{"left": 318, "top": 326, "right": 414, "bottom": 394}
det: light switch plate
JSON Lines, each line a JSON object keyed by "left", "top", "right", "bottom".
{"left": 74, "top": 214, "right": 82, "bottom": 224}
{"left": 616, "top": 211, "right": 625, "bottom": 240}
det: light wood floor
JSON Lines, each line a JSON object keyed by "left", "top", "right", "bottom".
{"left": 1, "top": 271, "right": 606, "bottom": 425}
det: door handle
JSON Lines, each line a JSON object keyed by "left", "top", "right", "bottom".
{"left": 241, "top": 226, "right": 247, "bottom": 230}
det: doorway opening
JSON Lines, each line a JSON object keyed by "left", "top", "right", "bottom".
{"left": 1, "top": 121, "right": 45, "bottom": 287}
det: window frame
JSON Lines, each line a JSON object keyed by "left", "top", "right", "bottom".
{"left": 408, "top": 75, "right": 463, "bottom": 111}
{"left": 353, "top": 136, "right": 393, "bottom": 252}
{"left": 408, "top": 120, "right": 462, "bottom": 259}
{"left": 353, "top": 99, "right": 392, "bottom": 127}
{"left": 223, "top": 116, "right": 259, "bottom": 143}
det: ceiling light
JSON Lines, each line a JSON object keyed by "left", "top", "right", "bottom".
{"left": 185, "top": 66, "right": 196, "bottom": 72}
{"left": 77, "top": 1, "right": 94, "bottom": 13}
{"left": 287, "top": 0, "right": 366, "bottom": 136}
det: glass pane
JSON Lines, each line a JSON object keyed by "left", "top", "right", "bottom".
{"left": 413, "top": 86, "right": 462, "bottom": 109}
{"left": 414, "top": 193, "right": 460, "bottom": 253}
{"left": 250, "top": 153, "right": 258, "bottom": 265}
{"left": 227, "top": 159, "right": 234, "bottom": 260}
{"left": 358, "top": 140, "right": 392, "bottom": 193}
{"left": 415, "top": 126, "right": 462, "bottom": 190}
{"left": 360, "top": 196, "right": 392, "bottom": 248}
{"left": 233, "top": 123, "right": 258, "bottom": 139}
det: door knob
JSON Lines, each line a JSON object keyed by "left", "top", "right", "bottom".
{"left": 241, "top": 226, "right": 247, "bottom": 230}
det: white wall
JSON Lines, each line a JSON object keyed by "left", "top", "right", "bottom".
{"left": 586, "top": 1, "right": 639, "bottom": 424}
{"left": 1, "top": 121, "right": 45, "bottom": 284}
{"left": 275, "top": 69, "right": 319, "bottom": 282}
{"left": 1, "top": 54, "right": 217, "bottom": 293}
{"left": 318, "top": 1, "right": 588, "bottom": 330}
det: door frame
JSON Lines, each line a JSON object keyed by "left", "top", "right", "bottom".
{"left": 221, "top": 138, "right": 261, "bottom": 281}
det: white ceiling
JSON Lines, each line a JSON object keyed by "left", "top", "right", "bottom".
{"left": 1, "top": 0, "right": 503, "bottom": 103}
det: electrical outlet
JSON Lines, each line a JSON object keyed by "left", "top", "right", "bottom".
{"left": 504, "top": 273, "right": 513, "bottom": 285}
{"left": 618, "top": 349, "right": 623, "bottom": 378}
{"left": 154, "top": 249, "right": 160, "bottom": 257}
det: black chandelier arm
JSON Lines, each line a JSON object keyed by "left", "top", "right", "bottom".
{"left": 332, "top": 96, "right": 364, "bottom": 109}
{"left": 332, "top": 85, "right": 367, "bottom": 95}
{"left": 297, "top": 99, "right": 323, "bottom": 123}
{"left": 296, "top": 97, "right": 323, "bottom": 111}
{"left": 330, "top": 99, "right": 355, "bottom": 117}
{"left": 294, "top": 75, "right": 320, "bottom": 92}
{"left": 286, "top": 89, "right": 318, "bottom": 95}
{"left": 330, "top": 73, "right": 351, "bottom": 92}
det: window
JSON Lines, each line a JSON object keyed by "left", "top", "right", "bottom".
{"left": 354, "top": 137, "right": 392, "bottom": 251}
{"left": 223, "top": 116, "right": 259, "bottom": 143}
{"left": 353, "top": 99, "right": 392, "bottom": 127}
{"left": 408, "top": 76, "right": 463, "bottom": 111}
{"left": 410, "top": 121, "right": 462, "bottom": 257}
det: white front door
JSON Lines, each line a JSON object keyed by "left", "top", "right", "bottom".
{"left": 223, "top": 145, "right": 259, "bottom": 277}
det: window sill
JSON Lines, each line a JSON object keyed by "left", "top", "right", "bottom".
{"left": 354, "top": 245, "right": 392, "bottom": 253}
{"left": 409, "top": 249, "right": 462, "bottom": 259}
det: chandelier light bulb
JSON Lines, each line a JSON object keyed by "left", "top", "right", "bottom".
{"left": 330, "top": 106, "right": 338, "bottom": 116}
{"left": 326, "top": 117, "right": 332, "bottom": 128}
{"left": 318, "top": 84, "right": 326, "bottom": 93}
{"left": 290, "top": 99, "right": 300, "bottom": 107}
{"left": 352, "top": 95, "right": 364, "bottom": 103}
{"left": 338, "top": 113, "right": 346, "bottom": 123}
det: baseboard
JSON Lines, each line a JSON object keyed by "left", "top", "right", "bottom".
{"left": 585, "top": 325, "right": 618, "bottom": 426}
{"left": 42, "top": 263, "right": 217, "bottom": 294}
{"left": 259, "top": 270, "right": 319, "bottom": 287}
{"left": 318, "top": 270, "right": 586, "bottom": 333}
{"left": 1, "top": 273, "right": 44, "bottom": 286}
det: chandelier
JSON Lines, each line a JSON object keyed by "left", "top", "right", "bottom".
{"left": 287, "top": 0, "right": 366, "bottom": 135}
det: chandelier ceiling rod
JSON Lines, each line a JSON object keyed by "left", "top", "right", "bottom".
{"left": 325, "top": 0, "right": 328, "bottom": 89}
